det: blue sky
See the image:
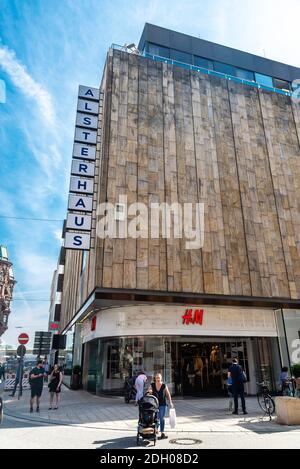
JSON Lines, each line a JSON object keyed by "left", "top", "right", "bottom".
{"left": 1, "top": 0, "right": 300, "bottom": 348}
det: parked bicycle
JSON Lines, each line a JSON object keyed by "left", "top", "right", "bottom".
{"left": 256, "top": 381, "right": 275, "bottom": 420}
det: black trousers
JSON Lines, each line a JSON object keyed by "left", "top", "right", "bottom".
{"left": 232, "top": 384, "right": 246, "bottom": 412}
{"left": 11, "top": 377, "right": 22, "bottom": 396}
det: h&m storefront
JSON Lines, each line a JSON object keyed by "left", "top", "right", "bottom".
{"left": 76, "top": 303, "right": 290, "bottom": 397}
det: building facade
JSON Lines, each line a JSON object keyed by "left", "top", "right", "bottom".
{"left": 0, "top": 246, "right": 16, "bottom": 337}
{"left": 52, "top": 24, "right": 300, "bottom": 397}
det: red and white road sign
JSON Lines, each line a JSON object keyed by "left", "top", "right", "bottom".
{"left": 18, "top": 333, "right": 29, "bottom": 345}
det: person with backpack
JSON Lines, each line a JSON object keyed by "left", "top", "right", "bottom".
{"left": 228, "top": 358, "right": 247, "bottom": 415}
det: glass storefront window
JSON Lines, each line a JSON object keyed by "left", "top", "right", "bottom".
{"left": 147, "top": 42, "right": 170, "bottom": 58}
{"left": 255, "top": 73, "right": 273, "bottom": 87}
{"left": 273, "top": 78, "right": 290, "bottom": 92}
{"left": 235, "top": 68, "right": 254, "bottom": 81}
{"left": 193, "top": 55, "right": 214, "bottom": 70}
{"left": 82, "top": 335, "right": 280, "bottom": 396}
{"left": 213, "top": 61, "right": 236, "bottom": 76}
{"left": 58, "top": 327, "right": 75, "bottom": 387}
{"left": 281, "top": 310, "right": 300, "bottom": 365}
{"left": 170, "top": 49, "right": 192, "bottom": 64}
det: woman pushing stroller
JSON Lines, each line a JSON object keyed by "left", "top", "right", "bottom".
{"left": 150, "top": 373, "right": 174, "bottom": 440}
{"left": 136, "top": 373, "right": 174, "bottom": 445}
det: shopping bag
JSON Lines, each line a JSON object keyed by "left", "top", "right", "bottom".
{"left": 169, "top": 407, "right": 177, "bottom": 429}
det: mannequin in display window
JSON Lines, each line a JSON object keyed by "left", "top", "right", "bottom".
{"left": 210, "top": 345, "right": 219, "bottom": 373}
{"left": 205, "top": 357, "right": 209, "bottom": 384}
{"left": 121, "top": 346, "right": 133, "bottom": 377}
{"left": 194, "top": 353, "right": 204, "bottom": 389}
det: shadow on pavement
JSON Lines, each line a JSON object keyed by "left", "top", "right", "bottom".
{"left": 237, "top": 417, "right": 300, "bottom": 434}
{"left": 93, "top": 436, "right": 154, "bottom": 449}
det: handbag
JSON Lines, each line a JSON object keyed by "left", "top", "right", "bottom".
{"left": 169, "top": 407, "right": 177, "bottom": 429}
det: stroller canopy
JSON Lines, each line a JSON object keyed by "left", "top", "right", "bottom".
{"left": 139, "top": 394, "right": 159, "bottom": 411}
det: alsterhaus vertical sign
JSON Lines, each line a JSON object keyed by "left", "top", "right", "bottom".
{"left": 65, "top": 85, "right": 103, "bottom": 250}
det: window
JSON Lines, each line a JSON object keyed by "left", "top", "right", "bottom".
{"left": 255, "top": 73, "right": 273, "bottom": 87}
{"left": 235, "top": 68, "right": 254, "bottom": 81}
{"left": 54, "top": 304, "right": 61, "bottom": 322}
{"left": 273, "top": 78, "right": 290, "bottom": 92}
{"left": 57, "top": 274, "right": 64, "bottom": 292}
{"left": 170, "top": 49, "right": 192, "bottom": 64}
{"left": 194, "top": 55, "right": 214, "bottom": 70}
{"left": 213, "top": 61, "right": 236, "bottom": 76}
{"left": 115, "top": 203, "right": 125, "bottom": 221}
{"left": 147, "top": 42, "right": 170, "bottom": 58}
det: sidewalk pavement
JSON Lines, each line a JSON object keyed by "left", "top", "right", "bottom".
{"left": 4, "top": 385, "right": 300, "bottom": 434}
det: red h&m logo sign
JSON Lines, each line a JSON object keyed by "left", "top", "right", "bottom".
{"left": 91, "top": 316, "right": 97, "bottom": 331}
{"left": 182, "top": 309, "right": 204, "bottom": 325}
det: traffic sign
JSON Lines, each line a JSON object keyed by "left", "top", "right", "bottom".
{"left": 17, "top": 344, "right": 26, "bottom": 357}
{"left": 18, "top": 333, "right": 29, "bottom": 345}
{"left": 33, "top": 331, "right": 52, "bottom": 356}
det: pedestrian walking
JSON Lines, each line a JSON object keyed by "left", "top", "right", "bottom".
{"left": 228, "top": 358, "right": 247, "bottom": 415}
{"left": 227, "top": 375, "right": 233, "bottom": 412}
{"left": 48, "top": 364, "right": 63, "bottom": 410}
{"left": 134, "top": 371, "right": 148, "bottom": 404}
{"left": 43, "top": 360, "right": 50, "bottom": 383}
{"left": 279, "top": 366, "right": 290, "bottom": 395}
{"left": 151, "top": 373, "right": 174, "bottom": 439}
{"left": 0, "top": 363, "right": 5, "bottom": 381}
{"left": 9, "top": 359, "right": 22, "bottom": 397}
{"left": 29, "top": 360, "right": 46, "bottom": 413}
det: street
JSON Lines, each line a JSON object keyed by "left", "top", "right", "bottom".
{"left": 2, "top": 413, "right": 300, "bottom": 449}
{"left": 1, "top": 387, "right": 300, "bottom": 449}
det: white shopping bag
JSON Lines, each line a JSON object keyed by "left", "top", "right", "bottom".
{"left": 169, "top": 407, "right": 177, "bottom": 429}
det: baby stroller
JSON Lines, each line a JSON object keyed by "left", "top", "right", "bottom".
{"left": 124, "top": 376, "right": 137, "bottom": 403}
{"left": 136, "top": 394, "right": 159, "bottom": 446}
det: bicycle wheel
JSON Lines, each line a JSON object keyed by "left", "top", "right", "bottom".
{"left": 257, "top": 394, "right": 275, "bottom": 415}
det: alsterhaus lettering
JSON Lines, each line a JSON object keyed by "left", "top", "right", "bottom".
{"left": 68, "top": 194, "right": 93, "bottom": 212}
{"left": 64, "top": 85, "right": 103, "bottom": 251}
{"left": 69, "top": 177, "right": 94, "bottom": 195}
{"left": 71, "top": 160, "right": 95, "bottom": 177}
{"left": 73, "top": 142, "right": 96, "bottom": 161}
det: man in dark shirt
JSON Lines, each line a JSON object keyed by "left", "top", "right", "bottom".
{"left": 29, "top": 360, "right": 46, "bottom": 413}
{"left": 228, "top": 358, "right": 247, "bottom": 415}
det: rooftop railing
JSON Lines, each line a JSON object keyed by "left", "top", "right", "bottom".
{"left": 111, "top": 43, "right": 291, "bottom": 97}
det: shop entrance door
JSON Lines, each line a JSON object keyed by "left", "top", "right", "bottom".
{"left": 179, "top": 340, "right": 249, "bottom": 397}
{"left": 180, "top": 342, "right": 224, "bottom": 396}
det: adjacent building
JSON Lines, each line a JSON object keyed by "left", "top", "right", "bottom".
{"left": 0, "top": 246, "right": 16, "bottom": 336}
{"left": 51, "top": 24, "right": 300, "bottom": 397}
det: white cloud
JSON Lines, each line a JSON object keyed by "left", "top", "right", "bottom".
{"left": 0, "top": 45, "right": 55, "bottom": 124}
{"left": 2, "top": 299, "right": 49, "bottom": 348}
{"left": 15, "top": 252, "right": 56, "bottom": 292}
{"left": 53, "top": 229, "right": 62, "bottom": 242}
